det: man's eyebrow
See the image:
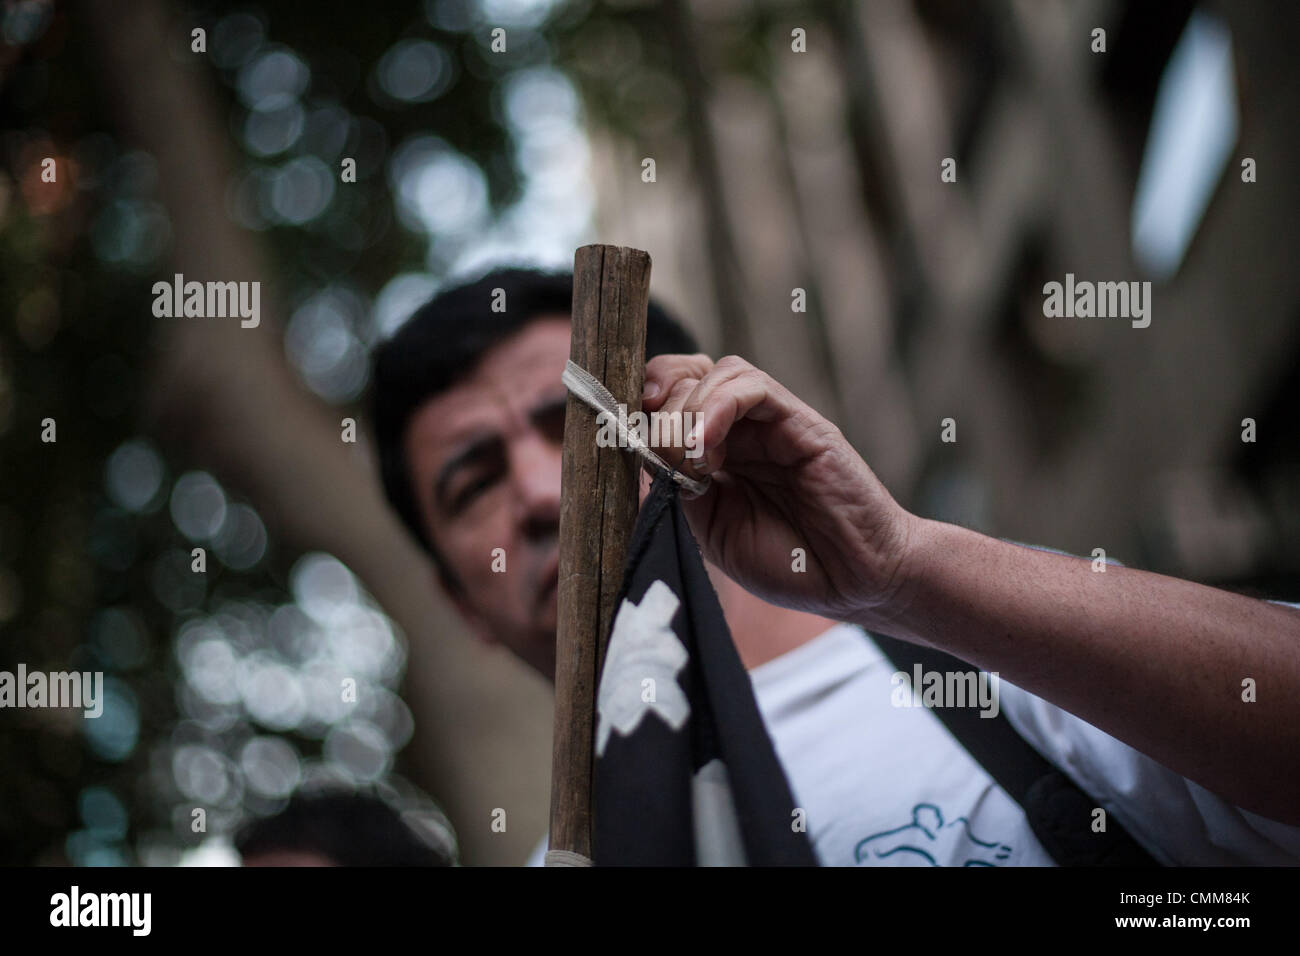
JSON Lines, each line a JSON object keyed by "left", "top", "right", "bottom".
{"left": 529, "top": 392, "right": 568, "bottom": 420}
{"left": 434, "top": 432, "right": 502, "bottom": 512}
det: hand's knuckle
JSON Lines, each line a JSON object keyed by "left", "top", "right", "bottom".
{"left": 668, "top": 378, "right": 698, "bottom": 402}
{"left": 814, "top": 419, "right": 845, "bottom": 445}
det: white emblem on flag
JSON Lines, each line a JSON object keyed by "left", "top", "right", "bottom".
{"left": 595, "top": 580, "right": 690, "bottom": 756}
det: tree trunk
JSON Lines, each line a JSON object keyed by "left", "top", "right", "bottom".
{"left": 86, "top": 0, "right": 552, "bottom": 865}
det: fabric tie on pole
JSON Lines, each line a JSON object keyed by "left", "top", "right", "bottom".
{"left": 543, "top": 849, "right": 594, "bottom": 867}
{"left": 561, "top": 359, "right": 712, "bottom": 499}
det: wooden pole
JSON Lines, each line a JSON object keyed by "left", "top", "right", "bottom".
{"left": 548, "top": 245, "right": 652, "bottom": 862}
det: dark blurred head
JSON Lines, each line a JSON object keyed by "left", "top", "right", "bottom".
{"left": 370, "top": 267, "right": 698, "bottom": 680}
{"left": 235, "top": 790, "right": 453, "bottom": 867}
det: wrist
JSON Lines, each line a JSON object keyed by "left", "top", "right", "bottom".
{"left": 853, "top": 510, "right": 935, "bottom": 636}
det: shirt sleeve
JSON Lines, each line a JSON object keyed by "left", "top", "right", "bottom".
{"left": 525, "top": 834, "right": 548, "bottom": 867}
{"left": 997, "top": 604, "right": 1300, "bottom": 867}
{"left": 994, "top": 544, "right": 1300, "bottom": 863}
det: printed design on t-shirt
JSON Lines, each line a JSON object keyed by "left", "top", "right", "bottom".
{"left": 854, "top": 803, "right": 1013, "bottom": 866}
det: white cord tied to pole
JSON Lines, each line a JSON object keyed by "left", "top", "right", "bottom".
{"left": 543, "top": 849, "right": 594, "bottom": 867}
{"left": 562, "top": 359, "right": 711, "bottom": 498}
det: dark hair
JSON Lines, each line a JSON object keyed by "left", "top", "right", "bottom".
{"left": 369, "top": 267, "right": 699, "bottom": 581}
{"left": 235, "top": 790, "right": 454, "bottom": 867}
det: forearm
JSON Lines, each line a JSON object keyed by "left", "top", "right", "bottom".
{"left": 861, "top": 517, "right": 1300, "bottom": 824}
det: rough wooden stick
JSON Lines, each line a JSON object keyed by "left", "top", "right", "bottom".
{"left": 548, "top": 245, "right": 652, "bottom": 862}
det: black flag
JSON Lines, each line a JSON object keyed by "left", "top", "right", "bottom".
{"left": 592, "top": 471, "right": 818, "bottom": 865}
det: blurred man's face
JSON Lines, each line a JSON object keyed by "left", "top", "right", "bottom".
{"left": 402, "top": 317, "right": 570, "bottom": 680}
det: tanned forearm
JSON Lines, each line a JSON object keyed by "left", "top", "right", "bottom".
{"left": 864, "top": 518, "right": 1300, "bottom": 824}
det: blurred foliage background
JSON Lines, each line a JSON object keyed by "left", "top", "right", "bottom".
{"left": 1, "top": 0, "right": 1298, "bottom": 865}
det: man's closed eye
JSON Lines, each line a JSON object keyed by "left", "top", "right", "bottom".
{"left": 438, "top": 438, "right": 507, "bottom": 516}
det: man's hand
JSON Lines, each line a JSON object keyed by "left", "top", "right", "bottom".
{"left": 645, "top": 352, "right": 1300, "bottom": 825}
{"left": 643, "top": 354, "right": 918, "bottom": 626}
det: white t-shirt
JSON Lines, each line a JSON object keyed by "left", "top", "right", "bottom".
{"left": 749, "top": 623, "right": 1054, "bottom": 866}
{"left": 530, "top": 621, "right": 1300, "bottom": 866}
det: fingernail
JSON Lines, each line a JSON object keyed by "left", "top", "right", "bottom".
{"left": 686, "top": 418, "right": 703, "bottom": 450}
{"left": 642, "top": 381, "right": 661, "bottom": 400}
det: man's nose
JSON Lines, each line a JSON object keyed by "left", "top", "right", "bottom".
{"left": 508, "top": 431, "right": 562, "bottom": 537}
